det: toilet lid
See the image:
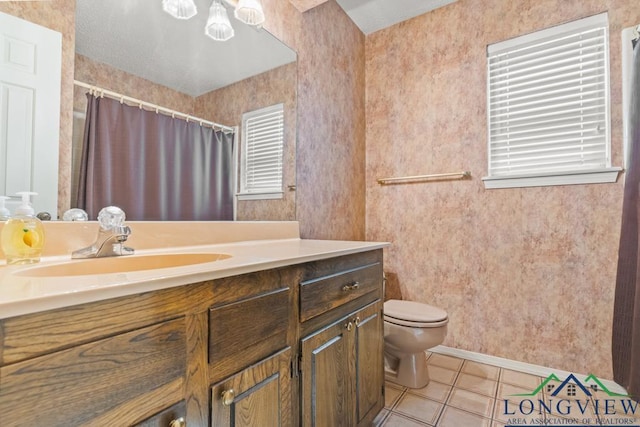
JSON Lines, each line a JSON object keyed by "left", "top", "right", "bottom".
{"left": 384, "top": 300, "right": 448, "bottom": 323}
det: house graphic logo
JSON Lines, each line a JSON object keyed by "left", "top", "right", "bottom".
{"left": 502, "top": 373, "right": 639, "bottom": 427}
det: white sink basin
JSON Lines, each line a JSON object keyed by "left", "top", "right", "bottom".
{"left": 14, "top": 253, "right": 231, "bottom": 277}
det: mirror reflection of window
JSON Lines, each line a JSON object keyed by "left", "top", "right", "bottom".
{"left": 239, "top": 103, "right": 285, "bottom": 201}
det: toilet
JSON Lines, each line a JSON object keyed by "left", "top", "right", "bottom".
{"left": 383, "top": 299, "right": 448, "bottom": 389}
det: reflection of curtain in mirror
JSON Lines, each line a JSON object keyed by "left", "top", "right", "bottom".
{"left": 76, "top": 94, "right": 234, "bottom": 221}
{"left": 613, "top": 35, "right": 640, "bottom": 403}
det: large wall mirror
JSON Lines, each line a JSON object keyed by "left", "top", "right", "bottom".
{"left": 1, "top": 0, "right": 297, "bottom": 221}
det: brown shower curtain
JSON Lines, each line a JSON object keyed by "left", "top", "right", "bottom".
{"left": 77, "top": 94, "right": 234, "bottom": 221}
{"left": 613, "top": 36, "right": 640, "bottom": 402}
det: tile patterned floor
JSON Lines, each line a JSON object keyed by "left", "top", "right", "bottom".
{"left": 373, "top": 352, "right": 640, "bottom": 427}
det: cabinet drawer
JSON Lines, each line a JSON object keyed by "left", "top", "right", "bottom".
{"left": 0, "top": 318, "right": 186, "bottom": 427}
{"left": 209, "top": 288, "right": 289, "bottom": 379}
{"left": 300, "top": 262, "right": 381, "bottom": 322}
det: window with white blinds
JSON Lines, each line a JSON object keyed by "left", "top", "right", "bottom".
{"left": 239, "top": 103, "right": 284, "bottom": 199}
{"left": 483, "top": 13, "right": 621, "bottom": 189}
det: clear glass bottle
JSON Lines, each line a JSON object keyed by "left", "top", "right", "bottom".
{"left": 1, "top": 192, "right": 45, "bottom": 265}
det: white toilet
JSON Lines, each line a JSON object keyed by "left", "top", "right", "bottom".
{"left": 383, "top": 299, "right": 448, "bottom": 389}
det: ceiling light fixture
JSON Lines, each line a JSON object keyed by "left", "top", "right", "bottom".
{"left": 205, "top": 0, "right": 235, "bottom": 41}
{"left": 230, "top": 0, "right": 265, "bottom": 26}
{"left": 163, "top": 0, "right": 265, "bottom": 41}
{"left": 162, "top": 0, "right": 198, "bottom": 20}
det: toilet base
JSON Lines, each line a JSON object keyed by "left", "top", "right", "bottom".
{"left": 384, "top": 350, "right": 430, "bottom": 389}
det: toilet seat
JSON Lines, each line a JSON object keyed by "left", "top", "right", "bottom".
{"left": 384, "top": 300, "right": 448, "bottom": 328}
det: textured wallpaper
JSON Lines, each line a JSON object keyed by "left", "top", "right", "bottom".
{"left": 255, "top": 0, "right": 367, "bottom": 239}
{"left": 365, "top": 0, "right": 640, "bottom": 379}
{"left": 290, "top": 1, "right": 367, "bottom": 240}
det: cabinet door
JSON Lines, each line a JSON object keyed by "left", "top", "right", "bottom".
{"left": 353, "top": 302, "right": 384, "bottom": 426}
{"left": 300, "top": 318, "right": 355, "bottom": 427}
{"left": 211, "top": 348, "right": 292, "bottom": 427}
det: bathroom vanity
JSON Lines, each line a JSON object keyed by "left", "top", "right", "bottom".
{"left": 0, "top": 222, "right": 386, "bottom": 427}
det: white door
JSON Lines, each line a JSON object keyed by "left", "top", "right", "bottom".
{"left": 0, "top": 11, "right": 61, "bottom": 218}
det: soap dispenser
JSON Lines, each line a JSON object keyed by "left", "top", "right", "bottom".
{"left": 1, "top": 192, "right": 45, "bottom": 264}
{"left": 0, "top": 196, "right": 11, "bottom": 221}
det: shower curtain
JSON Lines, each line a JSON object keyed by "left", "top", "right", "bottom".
{"left": 613, "top": 36, "right": 640, "bottom": 402}
{"left": 77, "top": 94, "right": 235, "bottom": 221}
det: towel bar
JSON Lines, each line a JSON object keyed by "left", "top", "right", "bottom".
{"left": 377, "top": 171, "right": 471, "bottom": 185}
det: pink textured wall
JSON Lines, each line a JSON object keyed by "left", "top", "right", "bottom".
{"left": 292, "top": 1, "right": 366, "bottom": 240}
{"left": 365, "top": 0, "right": 640, "bottom": 379}
{"left": 253, "top": 0, "right": 367, "bottom": 239}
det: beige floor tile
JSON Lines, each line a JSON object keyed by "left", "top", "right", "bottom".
{"left": 500, "top": 369, "right": 541, "bottom": 389}
{"left": 496, "top": 382, "right": 533, "bottom": 400}
{"left": 455, "top": 373, "right": 498, "bottom": 397}
{"left": 387, "top": 380, "right": 406, "bottom": 391}
{"left": 394, "top": 393, "right": 444, "bottom": 425}
{"left": 447, "top": 387, "right": 495, "bottom": 418}
{"left": 461, "top": 360, "right": 500, "bottom": 381}
{"left": 374, "top": 409, "right": 390, "bottom": 426}
{"left": 409, "top": 380, "right": 452, "bottom": 403}
{"left": 437, "top": 406, "right": 492, "bottom": 427}
{"left": 382, "top": 413, "right": 430, "bottom": 427}
{"left": 427, "top": 353, "right": 464, "bottom": 371}
{"left": 428, "top": 365, "right": 458, "bottom": 385}
{"left": 386, "top": 386, "right": 404, "bottom": 409}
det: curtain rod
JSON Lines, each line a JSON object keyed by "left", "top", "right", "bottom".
{"left": 73, "top": 80, "right": 235, "bottom": 134}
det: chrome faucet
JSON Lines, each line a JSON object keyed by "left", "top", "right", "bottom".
{"left": 72, "top": 206, "right": 134, "bottom": 259}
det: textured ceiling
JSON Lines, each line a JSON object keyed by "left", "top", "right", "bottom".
{"left": 75, "top": 0, "right": 296, "bottom": 97}
{"left": 336, "top": 0, "right": 458, "bottom": 34}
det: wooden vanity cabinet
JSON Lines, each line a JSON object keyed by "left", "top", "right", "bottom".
{"left": 298, "top": 251, "right": 385, "bottom": 427}
{"left": 0, "top": 248, "right": 384, "bottom": 427}
{"left": 0, "top": 286, "right": 191, "bottom": 427}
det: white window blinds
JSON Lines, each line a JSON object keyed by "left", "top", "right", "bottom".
{"left": 239, "top": 103, "right": 284, "bottom": 199}
{"left": 484, "top": 13, "right": 620, "bottom": 188}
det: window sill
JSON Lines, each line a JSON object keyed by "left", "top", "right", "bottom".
{"left": 482, "top": 167, "right": 623, "bottom": 189}
{"left": 237, "top": 192, "right": 284, "bottom": 201}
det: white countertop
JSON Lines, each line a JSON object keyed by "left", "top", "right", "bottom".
{"left": 0, "top": 238, "right": 388, "bottom": 319}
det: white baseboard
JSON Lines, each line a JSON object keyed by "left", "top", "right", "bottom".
{"left": 430, "top": 345, "right": 628, "bottom": 396}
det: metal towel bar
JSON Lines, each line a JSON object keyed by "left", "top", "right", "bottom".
{"left": 377, "top": 171, "right": 471, "bottom": 185}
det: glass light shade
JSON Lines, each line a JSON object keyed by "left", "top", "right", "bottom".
{"left": 162, "top": 0, "right": 198, "bottom": 20}
{"left": 234, "top": 0, "right": 265, "bottom": 26}
{"left": 205, "top": 0, "right": 235, "bottom": 41}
